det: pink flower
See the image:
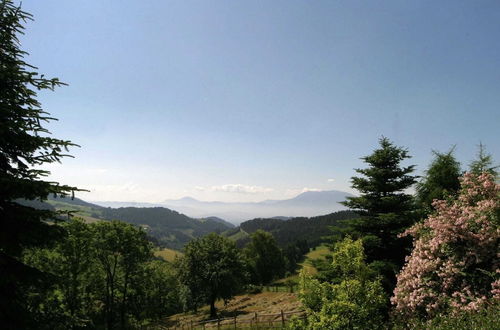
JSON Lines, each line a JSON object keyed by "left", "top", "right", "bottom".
{"left": 392, "top": 172, "right": 499, "bottom": 317}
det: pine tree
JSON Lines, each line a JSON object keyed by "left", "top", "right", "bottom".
{"left": 342, "top": 137, "right": 417, "bottom": 288}
{"left": 469, "top": 142, "right": 498, "bottom": 178}
{"left": 0, "top": 1, "right": 79, "bottom": 327}
{"left": 416, "top": 148, "right": 461, "bottom": 214}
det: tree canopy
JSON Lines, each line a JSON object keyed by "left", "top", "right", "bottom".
{"left": 416, "top": 148, "right": 461, "bottom": 214}
{"left": 244, "top": 229, "right": 285, "bottom": 285}
{"left": 178, "top": 233, "right": 247, "bottom": 318}
{"left": 0, "top": 1, "right": 79, "bottom": 327}
{"left": 342, "top": 137, "right": 417, "bottom": 289}
{"left": 292, "top": 237, "right": 387, "bottom": 329}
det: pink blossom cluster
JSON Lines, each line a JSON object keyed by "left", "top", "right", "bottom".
{"left": 392, "top": 173, "right": 499, "bottom": 317}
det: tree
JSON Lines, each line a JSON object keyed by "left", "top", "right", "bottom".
{"left": 130, "top": 260, "right": 181, "bottom": 322}
{"left": 244, "top": 230, "right": 285, "bottom": 285}
{"left": 291, "top": 237, "right": 387, "bottom": 329}
{"left": 392, "top": 172, "right": 499, "bottom": 319}
{"left": 91, "top": 221, "right": 152, "bottom": 329}
{"left": 23, "top": 219, "right": 178, "bottom": 329}
{"left": 416, "top": 148, "right": 461, "bottom": 214}
{"left": 178, "top": 233, "right": 247, "bottom": 318}
{"left": 0, "top": 1, "right": 79, "bottom": 327}
{"left": 23, "top": 218, "right": 96, "bottom": 328}
{"left": 469, "top": 142, "right": 498, "bottom": 178}
{"left": 341, "top": 137, "right": 417, "bottom": 289}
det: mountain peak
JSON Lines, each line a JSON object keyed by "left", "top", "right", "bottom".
{"left": 178, "top": 196, "right": 198, "bottom": 202}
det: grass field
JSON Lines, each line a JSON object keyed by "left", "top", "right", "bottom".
{"left": 163, "top": 291, "right": 302, "bottom": 328}
{"left": 226, "top": 228, "right": 249, "bottom": 241}
{"left": 300, "top": 244, "right": 330, "bottom": 275}
{"left": 154, "top": 248, "right": 183, "bottom": 262}
{"left": 274, "top": 244, "right": 331, "bottom": 286}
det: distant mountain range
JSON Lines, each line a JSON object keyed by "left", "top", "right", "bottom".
{"left": 92, "top": 190, "right": 354, "bottom": 224}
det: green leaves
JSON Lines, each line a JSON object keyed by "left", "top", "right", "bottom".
{"left": 244, "top": 230, "right": 285, "bottom": 285}
{"left": 1, "top": 2, "right": 84, "bottom": 325}
{"left": 342, "top": 137, "right": 417, "bottom": 285}
{"left": 296, "top": 237, "right": 387, "bottom": 329}
{"left": 22, "top": 219, "right": 179, "bottom": 328}
{"left": 178, "top": 233, "right": 247, "bottom": 317}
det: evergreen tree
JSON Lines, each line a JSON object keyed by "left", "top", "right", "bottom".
{"left": 416, "top": 148, "right": 461, "bottom": 214}
{"left": 342, "top": 137, "right": 417, "bottom": 288}
{"left": 0, "top": 1, "right": 79, "bottom": 327}
{"left": 469, "top": 142, "right": 498, "bottom": 178}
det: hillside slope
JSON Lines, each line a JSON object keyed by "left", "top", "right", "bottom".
{"left": 39, "top": 196, "right": 233, "bottom": 249}
{"left": 226, "top": 210, "right": 358, "bottom": 248}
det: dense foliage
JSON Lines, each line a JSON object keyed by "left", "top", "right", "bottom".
{"left": 416, "top": 148, "right": 462, "bottom": 215}
{"left": 177, "top": 233, "right": 247, "bottom": 318}
{"left": 238, "top": 210, "right": 358, "bottom": 247}
{"left": 101, "top": 207, "right": 232, "bottom": 249}
{"left": 392, "top": 172, "right": 499, "bottom": 318}
{"left": 469, "top": 143, "right": 498, "bottom": 177}
{"left": 342, "top": 137, "right": 417, "bottom": 291}
{"left": 291, "top": 237, "right": 387, "bottom": 329}
{"left": 0, "top": 1, "right": 80, "bottom": 327}
{"left": 23, "top": 219, "right": 181, "bottom": 329}
{"left": 244, "top": 230, "right": 285, "bottom": 285}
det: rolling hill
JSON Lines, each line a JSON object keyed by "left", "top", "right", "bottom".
{"left": 224, "top": 210, "right": 358, "bottom": 248}
{"left": 32, "top": 196, "right": 234, "bottom": 250}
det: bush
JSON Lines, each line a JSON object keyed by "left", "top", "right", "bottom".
{"left": 392, "top": 173, "right": 499, "bottom": 318}
{"left": 295, "top": 237, "right": 388, "bottom": 329}
{"left": 392, "top": 302, "right": 500, "bottom": 329}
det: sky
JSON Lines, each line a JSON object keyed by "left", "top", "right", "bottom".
{"left": 21, "top": 0, "right": 500, "bottom": 203}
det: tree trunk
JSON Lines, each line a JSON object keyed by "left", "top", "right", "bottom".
{"left": 210, "top": 298, "right": 217, "bottom": 318}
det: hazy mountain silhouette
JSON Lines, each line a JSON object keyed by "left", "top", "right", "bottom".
{"left": 159, "top": 190, "right": 354, "bottom": 224}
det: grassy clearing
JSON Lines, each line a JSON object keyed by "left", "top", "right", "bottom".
{"left": 154, "top": 248, "right": 183, "bottom": 262}
{"left": 163, "top": 292, "right": 302, "bottom": 328}
{"left": 300, "top": 244, "right": 330, "bottom": 275}
{"left": 227, "top": 228, "right": 249, "bottom": 241}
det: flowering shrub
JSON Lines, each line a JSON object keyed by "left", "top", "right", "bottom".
{"left": 392, "top": 172, "right": 500, "bottom": 318}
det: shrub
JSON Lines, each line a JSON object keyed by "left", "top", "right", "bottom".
{"left": 392, "top": 172, "right": 500, "bottom": 318}
{"left": 295, "top": 237, "right": 387, "bottom": 329}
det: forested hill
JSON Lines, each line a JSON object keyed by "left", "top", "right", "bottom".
{"left": 100, "top": 207, "right": 232, "bottom": 248}
{"left": 33, "top": 196, "right": 235, "bottom": 249}
{"left": 225, "top": 210, "right": 359, "bottom": 248}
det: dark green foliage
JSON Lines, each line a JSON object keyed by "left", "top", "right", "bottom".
{"left": 244, "top": 230, "right": 285, "bottom": 285}
{"left": 92, "top": 221, "right": 153, "bottom": 329}
{"left": 238, "top": 210, "right": 358, "bottom": 248}
{"left": 283, "top": 239, "right": 309, "bottom": 273}
{"left": 469, "top": 142, "right": 498, "bottom": 178}
{"left": 178, "top": 233, "right": 247, "bottom": 318}
{"left": 0, "top": 1, "right": 80, "bottom": 327}
{"left": 392, "top": 302, "right": 500, "bottom": 330}
{"left": 416, "top": 148, "right": 461, "bottom": 214}
{"left": 100, "top": 207, "right": 233, "bottom": 249}
{"left": 23, "top": 219, "right": 180, "bottom": 329}
{"left": 28, "top": 196, "right": 235, "bottom": 249}
{"left": 342, "top": 137, "right": 417, "bottom": 290}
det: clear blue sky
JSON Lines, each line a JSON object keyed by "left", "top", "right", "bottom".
{"left": 22, "top": 0, "right": 500, "bottom": 202}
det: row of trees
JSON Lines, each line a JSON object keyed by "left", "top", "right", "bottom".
{"left": 295, "top": 137, "right": 499, "bottom": 328}
{"left": 22, "top": 219, "right": 181, "bottom": 329}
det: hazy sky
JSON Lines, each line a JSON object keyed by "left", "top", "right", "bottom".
{"left": 22, "top": 0, "right": 499, "bottom": 202}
